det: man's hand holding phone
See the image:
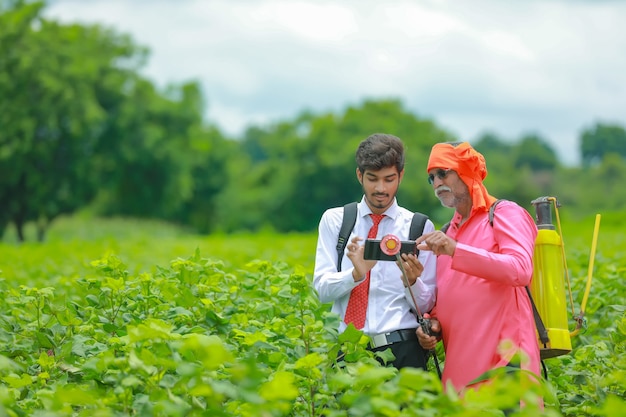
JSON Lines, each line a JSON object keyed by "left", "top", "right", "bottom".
{"left": 397, "top": 252, "right": 423, "bottom": 287}
{"left": 345, "top": 236, "right": 377, "bottom": 282}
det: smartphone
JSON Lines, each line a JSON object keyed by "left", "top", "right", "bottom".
{"left": 363, "top": 239, "right": 418, "bottom": 261}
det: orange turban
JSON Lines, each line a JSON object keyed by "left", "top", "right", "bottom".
{"left": 427, "top": 142, "right": 497, "bottom": 214}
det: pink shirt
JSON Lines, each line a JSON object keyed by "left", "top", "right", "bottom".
{"left": 434, "top": 200, "right": 540, "bottom": 392}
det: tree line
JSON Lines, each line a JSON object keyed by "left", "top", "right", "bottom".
{"left": 2, "top": 0, "right": 626, "bottom": 242}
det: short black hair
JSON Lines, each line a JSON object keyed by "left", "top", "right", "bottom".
{"left": 355, "top": 133, "right": 405, "bottom": 174}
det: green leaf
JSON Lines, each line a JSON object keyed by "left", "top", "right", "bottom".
{"left": 294, "top": 352, "right": 324, "bottom": 370}
{"left": 121, "top": 375, "right": 143, "bottom": 388}
{"left": 2, "top": 373, "right": 33, "bottom": 389}
{"left": 35, "top": 331, "right": 55, "bottom": 349}
{"left": 127, "top": 319, "right": 177, "bottom": 343}
{"left": 338, "top": 324, "right": 366, "bottom": 344}
{"left": 179, "top": 333, "right": 233, "bottom": 370}
{"left": 354, "top": 365, "right": 397, "bottom": 389}
{"left": 259, "top": 371, "right": 299, "bottom": 401}
{"left": 0, "top": 355, "right": 22, "bottom": 372}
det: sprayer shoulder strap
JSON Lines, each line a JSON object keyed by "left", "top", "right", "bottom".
{"left": 527, "top": 287, "right": 550, "bottom": 344}
{"left": 440, "top": 199, "right": 550, "bottom": 344}
{"left": 336, "top": 203, "right": 429, "bottom": 271}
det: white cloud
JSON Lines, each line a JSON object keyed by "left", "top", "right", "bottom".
{"left": 478, "top": 30, "right": 535, "bottom": 62}
{"left": 45, "top": 0, "right": 626, "bottom": 165}
{"left": 379, "top": 3, "right": 466, "bottom": 38}
{"left": 261, "top": 1, "right": 358, "bottom": 42}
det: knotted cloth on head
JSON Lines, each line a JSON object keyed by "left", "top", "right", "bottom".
{"left": 427, "top": 142, "right": 497, "bottom": 214}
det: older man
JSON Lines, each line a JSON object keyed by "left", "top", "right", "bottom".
{"left": 415, "top": 141, "right": 541, "bottom": 394}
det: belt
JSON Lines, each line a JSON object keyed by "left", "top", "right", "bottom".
{"left": 369, "top": 328, "right": 418, "bottom": 349}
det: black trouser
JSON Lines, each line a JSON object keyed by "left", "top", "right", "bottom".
{"left": 369, "top": 337, "right": 428, "bottom": 370}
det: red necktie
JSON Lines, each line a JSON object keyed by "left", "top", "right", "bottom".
{"left": 344, "top": 213, "right": 385, "bottom": 329}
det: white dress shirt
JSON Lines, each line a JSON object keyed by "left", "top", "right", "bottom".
{"left": 313, "top": 197, "right": 437, "bottom": 335}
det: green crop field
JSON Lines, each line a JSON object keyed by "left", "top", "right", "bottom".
{"left": 0, "top": 211, "right": 624, "bottom": 416}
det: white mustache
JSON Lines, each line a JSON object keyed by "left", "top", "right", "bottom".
{"left": 435, "top": 186, "right": 451, "bottom": 197}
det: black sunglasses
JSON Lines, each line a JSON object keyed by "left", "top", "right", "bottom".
{"left": 427, "top": 169, "right": 452, "bottom": 185}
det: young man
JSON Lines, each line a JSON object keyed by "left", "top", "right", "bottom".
{"left": 415, "top": 141, "right": 541, "bottom": 394}
{"left": 313, "top": 133, "right": 437, "bottom": 369}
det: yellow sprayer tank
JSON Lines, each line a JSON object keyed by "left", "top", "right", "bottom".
{"left": 530, "top": 197, "right": 572, "bottom": 359}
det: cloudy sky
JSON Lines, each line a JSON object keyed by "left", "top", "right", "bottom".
{"left": 46, "top": 0, "right": 626, "bottom": 165}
